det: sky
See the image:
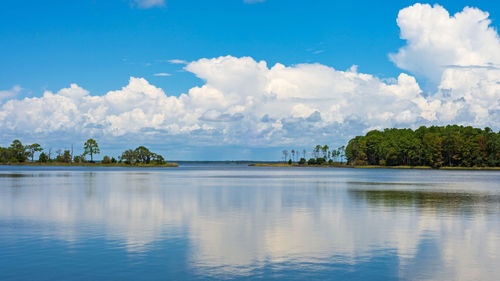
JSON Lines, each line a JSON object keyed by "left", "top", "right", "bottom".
{"left": 1, "top": 0, "right": 500, "bottom": 160}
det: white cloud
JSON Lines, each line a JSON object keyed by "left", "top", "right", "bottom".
{"left": 168, "top": 59, "right": 188, "bottom": 65}
{"left": 390, "top": 3, "right": 500, "bottom": 126}
{"left": 244, "top": 0, "right": 266, "bottom": 3}
{"left": 390, "top": 3, "right": 500, "bottom": 86}
{"left": 153, "top": 73, "right": 171, "bottom": 77}
{"left": 0, "top": 85, "right": 21, "bottom": 103}
{"left": 1, "top": 4, "right": 499, "bottom": 149}
{"left": 0, "top": 57, "right": 428, "bottom": 146}
{"left": 1, "top": 174, "right": 499, "bottom": 279}
{"left": 131, "top": 0, "right": 165, "bottom": 9}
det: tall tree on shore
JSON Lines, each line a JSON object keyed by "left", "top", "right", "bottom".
{"left": 135, "top": 146, "right": 152, "bottom": 164}
{"left": 83, "top": 138, "right": 100, "bottom": 162}
{"left": 331, "top": 148, "right": 338, "bottom": 162}
{"left": 339, "top": 146, "right": 346, "bottom": 164}
{"left": 313, "top": 145, "right": 321, "bottom": 158}
{"left": 26, "top": 143, "right": 43, "bottom": 162}
{"left": 322, "top": 145, "right": 329, "bottom": 159}
{"left": 10, "top": 140, "right": 27, "bottom": 162}
{"left": 120, "top": 149, "right": 135, "bottom": 164}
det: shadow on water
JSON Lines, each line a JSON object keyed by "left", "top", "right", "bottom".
{"left": 348, "top": 188, "right": 500, "bottom": 215}
{"left": 0, "top": 173, "right": 31, "bottom": 178}
{"left": 0, "top": 173, "right": 73, "bottom": 178}
{"left": 346, "top": 181, "right": 438, "bottom": 187}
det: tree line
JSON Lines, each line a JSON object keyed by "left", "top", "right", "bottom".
{"left": 345, "top": 125, "right": 500, "bottom": 168}
{"left": 281, "top": 145, "right": 346, "bottom": 165}
{"left": 0, "top": 138, "right": 167, "bottom": 165}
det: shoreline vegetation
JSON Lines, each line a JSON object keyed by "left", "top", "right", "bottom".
{"left": 249, "top": 163, "right": 500, "bottom": 170}
{"left": 1, "top": 162, "right": 179, "bottom": 167}
{"left": 1, "top": 125, "right": 498, "bottom": 170}
{"left": 0, "top": 138, "right": 178, "bottom": 168}
{"left": 259, "top": 125, "right": 500, "bottom": 170}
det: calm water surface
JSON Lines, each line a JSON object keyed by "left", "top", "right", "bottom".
{"left": 1, "top": 165, "right": 499, "bottom": 280}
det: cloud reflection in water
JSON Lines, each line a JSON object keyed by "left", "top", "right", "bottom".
{"left": 0, "top": 167, "right": 499, "bottom": 280}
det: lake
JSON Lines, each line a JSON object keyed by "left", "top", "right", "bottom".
{"left": 1, "top": 165, "right": 499, "bottom": 280}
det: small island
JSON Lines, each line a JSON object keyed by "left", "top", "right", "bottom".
{"left": 0, "top": 138, "right": 178, "bottom": 167}
{"left": 252, "top": 125, "right": 500, "bottom": 170}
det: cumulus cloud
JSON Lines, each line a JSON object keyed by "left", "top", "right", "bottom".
{"left": 0, "top": 57, "right": 429, "bottom": 146}
{"left": 390, "top": 3, "right": 500, "bottom": 85}
{"left": 391, "top": 3, "right": 500, "bottom": 126}
{"left": 0, "top": 4, "right": 499, "bottom": 149}
{"left": 0, "top": 85, "right": 21, "bottom": 103}
{"left": 131, "top": 0, "right": 165, "bottom": 9}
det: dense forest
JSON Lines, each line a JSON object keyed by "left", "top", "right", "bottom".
{"left": 345, "top": 125, "right": 500, "bottom": 168}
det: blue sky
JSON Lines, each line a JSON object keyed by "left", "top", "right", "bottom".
{"left": 1, "top": 0, "right": 500, "bottom": 160}
{"left": 3, "top": 0, "right": 498, "bottom": 95}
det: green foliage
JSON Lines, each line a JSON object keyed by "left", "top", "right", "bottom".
{"left": 38, "top": 152, "right": 48, "bottom": 163}
{"left": 83, "top": 138, "right": 100, "bottom": 162}
{"left": 0, "top": 140, "right": 29, "bottom": 163}
{"left": 288, "top": 159, "right": 292, "bottom": 165}
{"left": 10, "top": 140, "right": 27, "bottom": 162}
{"left": 120, "top": 149, "right": 135, "bottom": 164}
{"left": 0, "top": 147, "right": 15, "bottom": 162}
{"left": 345, "top": 125, "right": 500, "bottom": 168}
{"left": 0, "top": 139, "right": 170, "bottom": 167}
{"left": 313, "top": 145, "right": 322, "bottom": 158}
{"left": 55, "top": 150, "right": 72, "bottom": 163}
{"left": 102, "top": 156, "right": 111, "bottom": 164}
{"left": 119, "top": 146, "right": 166, "bottom": 165}
{"left": 26, "top": 143, "right": 43, "bottom": 162}
{"left": 287, "top": 144, "right": 346, "bottom": 165}
{"left": 73, "top": 155, "right": 85, "bottom": 163}
{"left": 316, "top": 157, "right": 326, "bottom": 165}
{"left": 135, "top": 146, "right": 152, "bottom": 164}
{"left": 321, "top": 145, "right": 329, "bottom": 158}
{"left": 308, "top": 158, "right": 317, "bottom": 165}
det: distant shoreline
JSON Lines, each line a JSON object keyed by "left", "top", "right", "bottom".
{"left": 2, "top": 162, "right": 499, "bottom": 170}
{"left": 0, "top": 162, "right": 179, "bottom": 168}
{"left": 249, "top": 163, "right": 500, "bottom": 170}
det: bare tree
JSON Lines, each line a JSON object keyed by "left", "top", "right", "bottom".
{"left": 291, "top": 149, "right": 295, "bottom": 163}
{"left": 303, "top": 149, "right": 306, "bottom": 159}
{"left": 282, "top": 149, "right": 289, "bottom": 163}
